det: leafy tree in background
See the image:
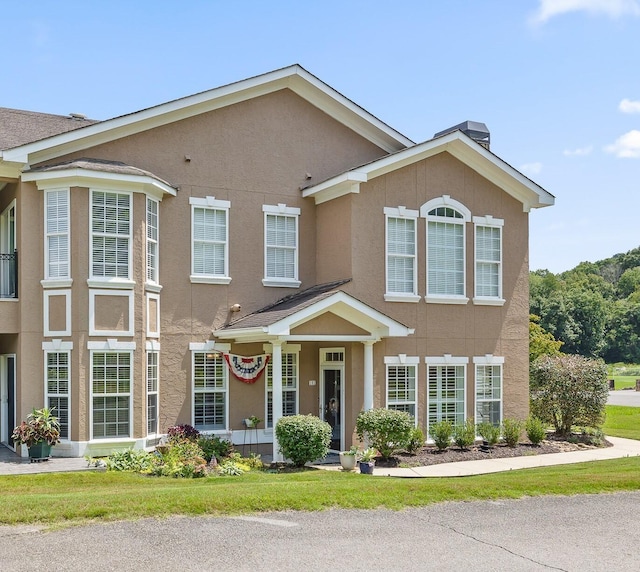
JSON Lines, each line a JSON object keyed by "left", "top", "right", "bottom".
{"left": 529, "top": 314, "right": 563, "bottom": 362}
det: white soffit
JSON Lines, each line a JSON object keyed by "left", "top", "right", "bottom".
{"left": 2, "top": 66, "right": 413, "bottom": 166}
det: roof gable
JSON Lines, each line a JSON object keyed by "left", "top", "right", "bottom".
{"left": 1, "top": 65, "right": 413, "bottom": 166}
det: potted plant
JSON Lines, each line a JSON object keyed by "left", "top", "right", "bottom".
{"left": 358, "top": 447, "right": 377, "bottom": 475}
{"left": 339, "top": 445, "right": 359, "bottom": 471}
{"left": 11, "top": 407, "right": 60, "bottom": 462}
{"left": 244, "top": 415, "right": 262, "bottom": 428}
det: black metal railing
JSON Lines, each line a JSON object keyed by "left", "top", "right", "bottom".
{"left": 0, "top": 251, "right": 18, "bottom": 298}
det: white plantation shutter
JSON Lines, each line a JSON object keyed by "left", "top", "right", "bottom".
{"left": 475, "top": 225, "right": 501, "bottom": 297}
{"left": 92, "top": 352, "right": 131, "bottom": 439}
{"left": 428, "top": 220, "right": 464, "bottom": 295}
{"left": 46, "top": 189, "right": 70, "bottom": 279}
{"left": 193, "top": 207, "right": 227, "bottom": 276}
{"left": 146, "top": 197, "right": 159, "bottom": 283}
{"left": 387, "top": 217, "right": 416, "bottom": 294}
{"left": 91, "top": 191, "right": 130, "bottom": 279}
{"left": 266, "top": 214, "right": 297, "bottom": 279}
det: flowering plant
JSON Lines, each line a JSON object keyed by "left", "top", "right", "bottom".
{"left": 12, "top": 407, "right": 60, "bottom": 447}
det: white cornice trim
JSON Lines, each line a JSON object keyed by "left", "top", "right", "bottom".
{"left": 3, "top": 66, "right": 412, "bottom": 166}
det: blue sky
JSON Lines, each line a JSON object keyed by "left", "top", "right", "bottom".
{"left": 4, "top": 0, "right": 639, "bottom": 273}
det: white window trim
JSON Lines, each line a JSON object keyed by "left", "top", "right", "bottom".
{"left": 43, "top": 289, "right": 71, "bottom": 337}
{"left": 146, "top": 341, "right": 161, "bottom": 437}
{"left": 43, "top": 344, "right": 72, "bottom": 441}
{"left": 473, "top": 355, "right": 504, "bottom": 426}
{"left": 421, "top": 195, "right": 470, "bottom": 305}
{"left": 89, "top": 188, "right": 133, "bottom": 285}
{"left": 384, "top": 206, "right": 420, "bottom": 303}
{"left": 44, "top": 187, "right": 70, "bottom": 282}
{"left": 384, "top": 355, "right": 419, "bottom": 425}
{"left": 146, "top": 292, "right": 160, "bottom": 338}
{"left": 263, "top": 343, "right": 300, "bottom": 430}
{"left": 473, "top": 215, "right": 505, "bottom": 306}
{"left": 146, "top": 195, "right": 160, "bottom": 289}
{"left": 262, "top": 204, "right": 301, "bottom": 288}
{"left": 189, "top": 196, "right": 231, "bottom": 285}
{"left": 89, "top": 347, "right": 134, "bottom": 441}
{"left": 424, "top": 355, "right": 469, "bottom": 437}
{"left": 190, "top": 341, "right": 231, "bottom": 433}
{"left": 89, "top": 289, "right": 134, "bottom": 337}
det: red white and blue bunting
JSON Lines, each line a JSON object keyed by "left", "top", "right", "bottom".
{"left": 224, "top": 353, "right": 270, "bottom": 384}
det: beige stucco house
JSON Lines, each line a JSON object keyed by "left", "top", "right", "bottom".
{"left": 0, "top": 65, "right": 554, "bottom": 459}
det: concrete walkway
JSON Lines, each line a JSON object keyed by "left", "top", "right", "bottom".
{"left": 2, "top": 436, "right": 639, "bottom": 478}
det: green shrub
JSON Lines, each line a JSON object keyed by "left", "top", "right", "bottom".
{"left": 197, "top": 435, "right": 233, "bottom": 463}
{"left": 106, "top": 449, "right": 153, "bottom": 472}
{"left": 526, "top": 416, "right": 547, "bottom": 446}
{"left": 430, "top": 421, "right": 453, "bottom": 451}
{"left": 167, "top": 424, "right": 200, "bottom": 443}
{"left": 530, "top": 354, "right": 608, "bottom": 437}
{"left": 355, "top": 408, "right": 414, "bottom": 460}
{"left": 150, "top": 440, "right": 208, "bottom": 478}
{"left": 275, "top": 415, "right": 332, "bottom": 467}
{"left": 477, "top": 421, "right": 501, "bottom": 446}
{"left": 452, "top": 420, "right": 476, "bottom": 451}
{"left": 405, "top": 426, "right": 425, "bottom": 454}
{"left": 502, "top": 418, "right": 524, "bottom": 448}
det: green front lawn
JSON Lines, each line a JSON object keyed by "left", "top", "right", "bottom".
{"left": 1, "top": 457, "right": 640, "bottom": 526}
{"left": 604, "top": 405, "right": 640, "bottom": 440}
{"left": 609, "top": 376, "right": 638, "bottom": 390}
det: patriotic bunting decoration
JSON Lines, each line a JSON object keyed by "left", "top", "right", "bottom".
{"left": 224, "top": 353, "right": 270, "bottom": 384}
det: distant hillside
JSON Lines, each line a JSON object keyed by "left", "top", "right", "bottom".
{"left": 530, "top": 246, "right": 640, "bottom": 362}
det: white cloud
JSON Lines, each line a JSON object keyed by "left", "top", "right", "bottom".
{"left": 531, "top": 0, "right": 640, "bottom": 24}
{"left": 604, "top": 130, "right": 640, "bottom": 158}
{"left": 619, "top": 98, "right": 640, "bottom": 113}
{"left": 563, "top": 146, "right": 593, "bottom": 156}
{"left": 520, "top": 162, "right": 543, "bottom": 175}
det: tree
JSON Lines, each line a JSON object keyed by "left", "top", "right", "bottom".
{"left": 530, "top": 354, "right": 608, "bottom": 437}
{"left": 529, "top": 314, "right": 563, "bottom": 362}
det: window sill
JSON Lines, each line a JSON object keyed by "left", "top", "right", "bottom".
{"left": 425, "top": 295, "right": 469, "bottom": 305}
{"left": 384, "top": 293, "right": 421, "bottom": 303}
{"left": 262, "top": 278, "right": 301, "bottom": 288}
{"left": 41, "top": 278, "right": 73, "bottom": 289}
{"left": 473, "top": 297, "right": 506, "bottom": 306}
{"left": 145, "top": 282, "right": 163, "bottom": 293}
{"left": 190, "top": 275, "right": 232, "bottom": 285}
{"left": 87, "top": 278, "right": 135, "bottom": 290}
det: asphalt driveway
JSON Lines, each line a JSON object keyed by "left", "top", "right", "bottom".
{"left": 608, "top": 390, "right": 640, "bottom": 407}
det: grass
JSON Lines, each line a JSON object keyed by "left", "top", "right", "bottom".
{"left": 1, "top": 457, "right": 640, "bottom": 526}
{"left": 604, "top": 405, "right": 640, "bottom": 440}
{"left": 609, "top": 375, "right": 638, "bottom": 390}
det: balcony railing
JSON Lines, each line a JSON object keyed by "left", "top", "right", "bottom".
{"left": 0, "top": 251, "right": 18, "bottom": 298}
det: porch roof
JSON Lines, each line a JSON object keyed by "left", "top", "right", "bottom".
{"left": 214, "top": 279, "right": 414, "bottom": 343}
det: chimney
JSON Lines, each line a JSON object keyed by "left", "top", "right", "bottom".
{"left": 434, "top": 120, "right": 490, "bottom": 149}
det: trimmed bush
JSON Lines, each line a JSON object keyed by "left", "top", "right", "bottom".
{"left": 452, "top": 420, "right": 476, "bottom": 451}
{"left": 198, "top": 435, "right": 233, "bottom": 463}
{"left": 355, "top": 408, "right": 414, "bottom": 460}
{"left": 275, "top": 415, "right": 332, "bottom": 467}
{"left": 526, "top": 416, "right": 547, "bottom": 446}
{"left": 405, "top": 426, "right": 425, "bottom": 454}
{"left": 477, "top": 421, "right": 501, "bottom": 446}
{"left": 430, "top": 421, "right": 453, "bottom": 451}
{"left": 530, "top": 354, "right": 608, "bottom": 437}
{"left": 502, "top": 418, "right": 524, "bottom": 448}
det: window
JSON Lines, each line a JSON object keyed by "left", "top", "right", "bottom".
{"left": 91, "top": 352, "right": 131, "bottom": 439}
{"left": 262, "top": 204, "right": 301, "bottom": 287}
{"left": 425, "top": 356, "right": 468, "bottom": 437}
{"left": 46, "top": 351, "right": 70, "bottom": 440}
{"left": 193, "top": 352, "right": 227, "bottom": 430}
{"left": 146, "top": 197, "right": 159, "bottom": 285}
{"left": 91, "top": 190, "right": 131, "bottom": 280}
{"left": 265, "top": 352, "right": 299, "bottom": 428}
{"left": 45, "top": 189, "right": 70, "bottom": 280}
{"left": 474, "top": 216, "right": 504, "bottom": 304}
{"left": 420, "top": 196, "right": 471, "bottom": 304}
{"left": 474, "top": 356, "right": 503, "bottom": 426}
{"left": 147, "top": 350, "right": 159, "bottom": 435}
{"left": 385, "top": 356, "right": 418, "bottom": 420}
{"left": 384, "top": 207, "right": 419, "bottom": 302}
{"left": 190, "top": 197, "right": 231, "bottom": 284}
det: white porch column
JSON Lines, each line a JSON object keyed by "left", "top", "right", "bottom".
{"left": 271, "top": 339, "right": 283, "bottom": 462}
{"left": 363, "top": 340, "right": 375, "bottom": 411}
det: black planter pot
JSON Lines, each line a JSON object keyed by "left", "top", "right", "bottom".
{"left": 359, "top": 460, "right": 375, "bottom": 474}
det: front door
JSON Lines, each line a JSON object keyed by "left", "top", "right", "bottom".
{"left": 320, "top": 348, "right": 345, "bottom": 452}
{"left": 0, "top": 355, "right": 16, "bottom": 448}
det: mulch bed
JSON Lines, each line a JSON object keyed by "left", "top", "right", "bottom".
{"left": 375, "top": 434, "right": 612, "bottom": 468}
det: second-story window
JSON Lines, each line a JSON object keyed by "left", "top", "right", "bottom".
{"left": 262, "top": 204, "right": 301, "bottom": 288}
{"left": 384, "top": 207, "right": 419, "bottom": 302}
{"left": 91, "top": 190, "right": 131, "bottom": 280}
{"left": 474, "top": 216, "right": 504, "bottom": 304}
{"left": 45, "top": 188, "right": 70, "bottom": 280}
{"left": 146, "top": 197, "right": 159, "bottom": 285}
{"left": 190, "top": 196, "right": 231, "bottom": 285}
